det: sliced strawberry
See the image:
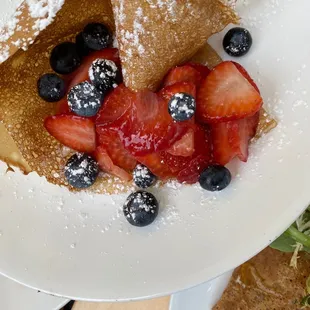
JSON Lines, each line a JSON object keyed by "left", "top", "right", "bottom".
{"left": 210, "top": 112, "right": 259, "bottom": 165}
{"left": 96, "top": 126, "right": 136, "bottom": 170}
{"left": 115, "top": 90, "right": 192, "bottom": 156}
{"left": 136, "top": 153, "right": 174, "bottom": 179}
{"left": 159, "top": 81, "right": 196, "bottom": 102}
{"left": 176, "top": 125, "right": 211, "bottom": 183}
{"left": 197, "top": 61, "right": 263, "bottom": 123}
{"left": 94, "top": 146, "right": 132, "bottom": 181}
{"left": 163, "top": 65, "right": 201, "bottom": 87}
{"left": 232, "top": 62, "right": 260, "bottom": 93}
{"left": 187, "top": 62, "right": 211, "bottom": 79}
{"left": 160, "top": 152, "right": 189, "bottom": 173}
{"left": 157, "top": 125, "right": 211, "bottom": 184}
{"left": 166, "top": 128, "right": 195, "bottom": 157}
{"left": 96, "top": 84, "right": 134, "bottom": 125}
{"left": 228, "top": 112, "right": 260, "bottom": 162}
{"left": 44, "top": 115, "right": 96, "bottom": 153}
{"left": 69, "top": 48, "right": 120, "bottom": 88}
{"left": 177, "top": 155, "right": 210, "bottom": 184}
{"left": 210, "top": 122, "right": 235, "bottom": 165}
{"left": 55, "top": 98, "right": 71, "bottom": 115}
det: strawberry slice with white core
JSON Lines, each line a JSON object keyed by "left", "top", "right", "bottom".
{"left": 197, "top": 61, "right": 262, "bottom": 123}
{"left": 44, "top": 115, "right": 96, "bottom": 153}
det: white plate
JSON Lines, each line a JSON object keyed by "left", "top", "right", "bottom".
{"left": 169, "top": 271, "right": 233, "bottom": 310}
{"left": 0, "top": 274, "right": 68, "bottom": 310}
{"left": 0, "top": 0, "right": 310, "bottom": 301}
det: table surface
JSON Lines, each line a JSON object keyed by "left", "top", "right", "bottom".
{"left": 73, "top": 297, "right": 170, "bottom": 310}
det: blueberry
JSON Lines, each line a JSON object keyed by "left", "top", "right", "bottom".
{"left": 50, "top": 42, "right": 81, "bottom": 74}
{"left": 37, "top": 73, "right": 66, "bottom": 102}
{"left": 133, "top": 164, "right": 157, "bottom": 189}
{"left": 123, "top": 191, "right": 159, "bottom": 227}
{"left": 89, "top": 59, "right": 120, "bottom": 92}
{"left": 168, "top": 93, "right": 196, "bottom": 122}
{"left": 75, "top": 32, "right": 92, "bottom": 57}
{"left": 82, "top": 23, "right": 112, "bottom": 51}
{"left": 223, "top": 27, "right": 252, "bottom": 57}
{"left": 67, "top": 81, "right": 103, "bottom": 117}
{"left": 64, "top": 153, "right": 99, "bottom": 189}
{"left": 199, "top": 165, "right": 231, "bottom": 192}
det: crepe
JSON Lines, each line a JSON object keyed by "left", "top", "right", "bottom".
{"left": 111, "top": 0, "right": 238, "bottom": 91}
{"left": 0, "top": 0, "right": 122, "bottom": 194}
{"left": 214, "top": 247, "right": 310, "bottom": 310}
{"left": 0, "top": 1, "right": 64, "bottom": 64}
{"left": 0, "top": 0, "right": 276, "bottom": 194}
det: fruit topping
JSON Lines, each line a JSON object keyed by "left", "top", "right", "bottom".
{"left": 199, "top": 165, "right": 231, "bottom": 191}
{"left": 197, "top": 61, "right": 262, "bottom": 123}
{"left": 168, "top": 92, "right": 196, "bottom": 122}
{"left": 82, "top": 23, "right": 112, "bottom": 51}
{"left": 210, "top": 112, "right": 259, "bottom": 165}
{"left": 96, "top": 84, "right": 133, "bottom": 124}
{"left": 136, "top": 153, "right": 174, "bottom": 179}
{"left": 68, "top": 48, "right": 120, "bottom": 89}
{"left": 175, "top": 125, "right": 211, "bottom": 184}
{"left": 44, "top": 115, "right": 96, "bottom": 153}
{"left": 159, "top": 81, "right": 196, "bottom": 102}
{"left": 210, "top": 122, "right": 235, "bottom": 166}
{"left": 163, "top": 65, "right": 201, "bottom": 87}
{"left": 133, "top": 164, "right": 157, "bottom": 189}
{"left": 158, "top": 125, "right": 211, "bottom": 184}
{"left": 227, "top": 112, "right": 260, "bottom": 162}
{"left": 41, "top": 30, "right": 263, "bottom": 195}
{"left": 123, "top": 191, "right": 159, "bottom": 227}
{"left": 116, "top": 90, "right": 191, "bottom": 156}
{"left": 96, "top": 127, "right": 137, "bottom": 171}
{"left": 67, "top": 81, "right": 103, "bottom": 117}
{"left": 64, "top": 153, "right": 99, "bottom": 189}
{"left": 187, "top": 63, "right": 211, "bottom": 79}
{"left": 50, "top": 42, "right": 81, "bottom": 74}
{"left": 166, "top": 129, "right": 195, "bottom": 157}
{"left": 223, "top": 27, "right": 252, "bottom": 57}
{"left": 94, "top": 146, "right": 132, "bottom": 181}
{"left": 37, "top": 73, "right": 66, "bottom": 102}
{"left": 177, "top": 155, "right": 210, "bottom": 184}
{"left": 75, "top": 32, "right": 92, "bottom": 57}
{"left": 89, "top": 59, "right": 120, "bottom": 92}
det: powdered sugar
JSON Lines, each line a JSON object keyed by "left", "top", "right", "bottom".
{"left": 0, "top": 0, "right": 64, "bottom": 64}
{"left": 67, "top": 81, "right": 102, "bottom": 116}
{"left": 89, "top": 58, "right": 119, "bottom": 90}
{"left": 27, "top": 0, "right": 64, "bottom": 30}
